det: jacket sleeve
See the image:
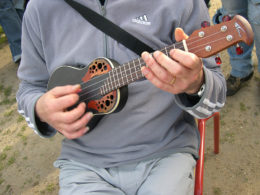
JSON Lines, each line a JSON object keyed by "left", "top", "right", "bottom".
{"left": 174, "top": 58, "right": 226, "bottom": 119}
{"left": 16, "top": 7, "right": 56, "bottom": 138}
{"left": 174, "top": 0, "right": 226, "bottom": 119}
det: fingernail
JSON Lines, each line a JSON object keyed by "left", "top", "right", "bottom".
{"left": 87, "top": 112, "right": 94, "bottom": 119}
{"left": 142, "top": 52, "right": 149, "bottom": 61}
{"left": 73, "top": 84, "right": 81, "bottom": 90}
{"left": 83, "top": 126, "right": 90, "bottom": 134}
{"left": 153, "top": 51, "right": 160, "bottom": 58}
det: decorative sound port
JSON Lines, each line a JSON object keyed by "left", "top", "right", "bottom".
{"left": 105, "top": 100, "right": 110, "bottom": 106}
{"left": 98, "top": 63, "right": 103, "bottom": 69}
{"left": 92, "top": 65, "right": 96, "bottom": 69}
{"left": 100, "top": 104, "right": 104, "bottom": 109}
{"left": 104, "top": 65, "right": 107, "bottom": 70}
{"left": 110, "top": 95, "right": 114, "bottom": 100}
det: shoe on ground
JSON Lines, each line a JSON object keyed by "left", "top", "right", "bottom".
{"left": 226, "top": 71, "right": 254, "bottom": 96}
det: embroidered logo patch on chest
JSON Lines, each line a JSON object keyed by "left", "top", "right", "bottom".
{"left": 132, "top": 14, "right": 151, "bottom": 25}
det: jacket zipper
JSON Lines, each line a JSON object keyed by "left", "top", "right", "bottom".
{"left": 98, "top": 2, "right": 108, "bottom": 57}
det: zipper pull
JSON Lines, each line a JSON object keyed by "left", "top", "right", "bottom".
{"left": 101, "top": 6, "right": 106, "bottom": 16}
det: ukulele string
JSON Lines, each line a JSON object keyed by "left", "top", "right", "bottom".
{"left": 77, "top": 33, "right": 227, "bottom": 102}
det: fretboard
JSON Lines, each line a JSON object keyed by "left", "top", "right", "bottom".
{"left": 100, "top": 42, "right": 185, "bottom": 95}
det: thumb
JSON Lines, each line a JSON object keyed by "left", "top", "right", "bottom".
{"left": 175, "top": 28, "right": 189, "bottom": 42}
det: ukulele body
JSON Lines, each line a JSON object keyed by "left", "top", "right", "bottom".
{"left": 47, "top": 58, "right": 128, "bottom": 130}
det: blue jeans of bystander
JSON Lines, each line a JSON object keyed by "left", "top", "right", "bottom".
{"left": 0, "top": 0, "right": 23, "bottom": 63}
{"left": 214, "top": 0, "right": 260, "bottom": 78}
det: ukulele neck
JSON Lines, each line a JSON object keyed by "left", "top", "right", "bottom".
{"left": 100, "top": 42, "right": 185, "bottom": 95}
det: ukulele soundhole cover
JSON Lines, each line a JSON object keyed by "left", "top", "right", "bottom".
{"left": 97, "top": 94, "right": 114, "bottom": 110}
{"left": 82, "top": 58, "right": 112, "bottom": 82}
{"left": 88, "top": 90, "right": 117, "bottom": 113}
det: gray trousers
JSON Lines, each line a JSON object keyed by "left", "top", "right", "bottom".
{"left": 54, "top": 153, "right": 196, "bottom": 195}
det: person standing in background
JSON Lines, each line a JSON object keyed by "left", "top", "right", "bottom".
{"left": 204, "top": 0, "right": 210, "bottom": 7}
{"left": 0, "top": 0, "right": 24, "bottom": 63}
{"left": 213, "top": 0, "right": 260, "bottom": 96}
{"left": 24, "top": 0, "right": 29, "bottom": 9}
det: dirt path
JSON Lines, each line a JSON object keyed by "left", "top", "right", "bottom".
{"left": 0, "top": 0, "right": 259, "bottom": 194}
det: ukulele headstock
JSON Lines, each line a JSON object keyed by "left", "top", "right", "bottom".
{"left": 187, "top": 15, "right": 254, "bottom": 58}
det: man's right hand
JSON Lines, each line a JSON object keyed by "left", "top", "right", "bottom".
{"left": 35, "top": 84, "right": 93, "bottom": 139}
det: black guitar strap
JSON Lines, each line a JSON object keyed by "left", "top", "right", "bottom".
{"left": 64, "top": 0, "right": 155, "bottom": 56}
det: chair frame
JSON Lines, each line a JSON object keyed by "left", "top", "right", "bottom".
{"left": 194, "top": 112, "right": 220, "bottom": 195}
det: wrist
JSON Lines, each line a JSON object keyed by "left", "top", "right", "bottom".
{"left": 35, "top": 96, "right": 46, "bottom": 123}
{"left": 186, "top": 69, "right": 205, "bottom": 95}
{"left": 188, "top": 83, "right": 205, "bottom": 98}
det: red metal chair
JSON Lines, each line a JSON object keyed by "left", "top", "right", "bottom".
{"left": 194, "top": 112, "right": 220, "bottom": 195}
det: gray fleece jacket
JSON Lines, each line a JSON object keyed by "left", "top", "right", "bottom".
{"left": 16, "top": 0, "right": 226, "bottom": 168}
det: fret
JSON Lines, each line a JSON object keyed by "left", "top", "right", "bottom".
{"left": 129, "top": 62, "right": 134, "bottom": 82}
{"left": 114, "top": 68, "right": 120, "bottom": 89}
{"left": 100, "top": 85, "right": 104, "bottom": 95}
{"left": 165, "top": 46, "right": 169, "bottom": 57}
{"left": 125, "top": 62, "right": 131, "bottom": 84}
{"left": 133, "top": 60, "right": 139, "bottom": 80}
{"left": 102, "top": 81, "right": 106, "bottom": 95}
{"left": 182, "top": 40, "right": 188, "bottom": 52}
{"left": 118, "top": 66, "right": 124, "bottom": 87}
{"left": 118, "top": 66, "right": 125, "bottom": 88}
{"left": 138, "top": 58, "right": 143, "bottom": 77}
{"left": 108, "top": 71, "right": 113, "bottom": 92}
{"left": 111, "top": 69, "right": 115, "bottom": 90}
{"left": 122, "top": 63, "right": 128, "bottom": 85}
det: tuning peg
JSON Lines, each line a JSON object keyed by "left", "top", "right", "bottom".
{"left": 201, "top": 21, "right": 210, "bottom": 28}
{"left": 222, "top": 15, "right": 231, "bottom": 22}
{"left": 236, "top": 44, "right": 244, "bottom": 55}
{"left": 215, "top": 56, "right": 222, "bottom": 65}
